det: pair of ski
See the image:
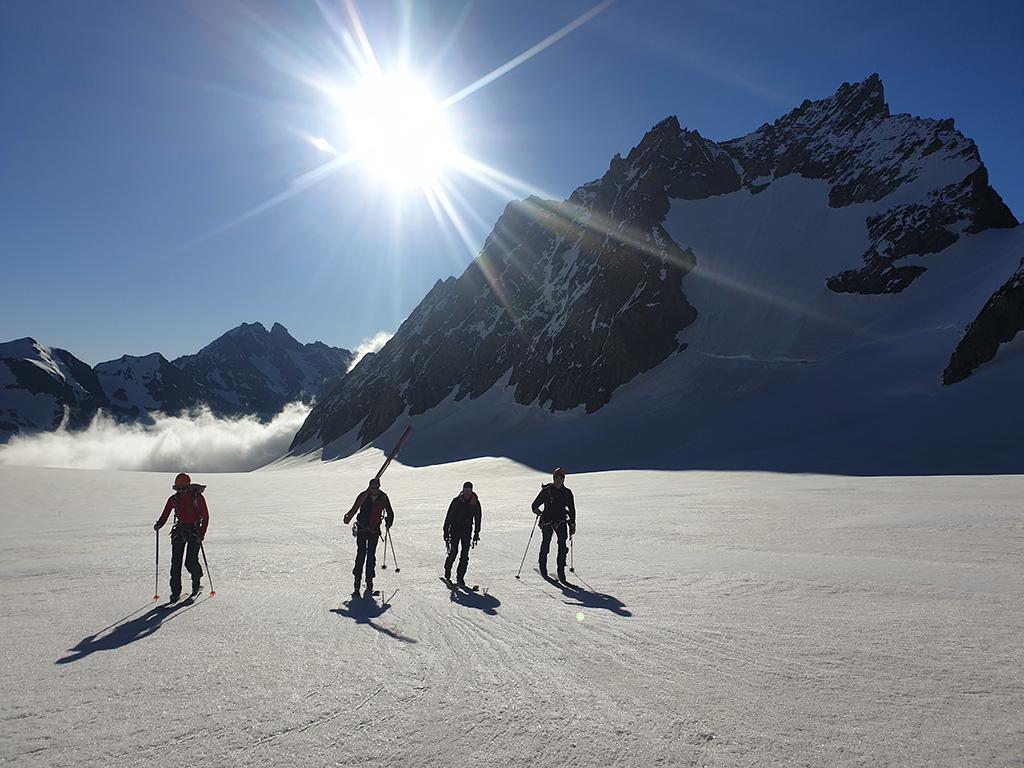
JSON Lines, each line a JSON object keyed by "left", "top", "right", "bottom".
{"left": 440, "top": 576, "right": 479, "bottom": 593}
{"left": 534, "top": 567, "right": 581, "bottom": 591}
{"left": 157, "top": 591, "right": 201, "bottom": 609}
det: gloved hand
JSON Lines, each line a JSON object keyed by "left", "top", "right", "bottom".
{"left": 569, "top": 522, "right": 576, "bottom": 536}
{"left": 443, "top": 532, "right": 450, "bottom": 544}
{"left": 385, "top": 519, "right": 392, "bottom": 530}
{"left": 472, "top": 535, "right": 479, "bottom": 548}
{"left": 343, "top": 512, "right": 353, "bottom": 524}
{"left": 153, "top": 522, "right": 160, "bottom": 531}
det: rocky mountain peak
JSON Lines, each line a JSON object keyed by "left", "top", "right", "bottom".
{"left": 782, "top": 73, "right": 889, "bottom": 134}
{"left": 292, "top": 74, "right": 1021, "bottom": 464}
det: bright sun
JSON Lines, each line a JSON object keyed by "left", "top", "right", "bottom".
{"left": 338, "top": 73, "right": 456, "bottom": 188}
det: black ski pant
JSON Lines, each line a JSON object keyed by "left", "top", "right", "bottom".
{"left": 353, "top": 531, "right": 380, "bottom": 586}
{"left": 539, "top": 521, "right": 568, "bottom": 574}
{"left": 170, "top": 531, "right": 203, "bottom": 596}
{"left": 445, "top": 528, "right": 472, "bottom": 580}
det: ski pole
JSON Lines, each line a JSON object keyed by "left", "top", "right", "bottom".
{"left": 515, "top": 515, "right": 539, "bottom": 580}
{"left": 153, "top": 529, "right": 160, "bottom": 601}
{"left": 569, "top": 531, "right": 575, "bottom": 573}
{"left": 381, "top": 528, "right": 389, "bottom": 570}
{"left": 199, "top": 542, "right": 216, "bottom": 596}
{"left": 387, "top": 527, "right": 401, "bottom": 573}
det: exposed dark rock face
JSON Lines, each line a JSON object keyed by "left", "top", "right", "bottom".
{"left": 293, "top": 74, "right": 1020, "bottom": 454}
{"left": 94, "top": 353, "right": 222, "bottom": 420}
{"left": 828, "top": 167, "right": 1018, "bottom": 293}
{"left": 1, "top": 324, "right": 352, "bottom": 441}
{"left": 295, "top": 118, "right": 708, "bottom": 451}
{"left": 174, "top": 322, "right": 353, "bottom": 417}
{"left": 944, "top": 258, "right": 1024, "bottom": 384}
{"left": 721, "top": 74, "right": 1016, "bottom": 293}
{"left": 0, "top": 339, "right": 110, "bottom": 440}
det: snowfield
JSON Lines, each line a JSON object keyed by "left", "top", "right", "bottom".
{"left": 1, "top": 454, "right": 1021, "bottom": 767}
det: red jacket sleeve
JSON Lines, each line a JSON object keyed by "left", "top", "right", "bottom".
{"left": 197, "top": 494, "right": 210, "bottom": 537}
{"left": 156, "top": 496, "right": 175, "bottom": 529}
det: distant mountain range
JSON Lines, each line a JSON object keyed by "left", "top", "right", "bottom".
{"left": 0, "top": 323, "right": 352, "bottom": 442}
{"left": 292, "top": 74, "right": 1024, "bottom": 474}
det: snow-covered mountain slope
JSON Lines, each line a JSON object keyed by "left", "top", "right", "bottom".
{"left": 0, "top": 339, "right": 108, "bottom": 440}
{"left": 293, "top": 75, "right": 1022, "bottom": 473}
{"left": 175, "top": 322, "right": 353, "bottom": 417}
{"left": 94, "top": 352, "right": 221, "bottom": 420}
{"left": 1, "top": 324, "right": 352, "bottom": 442}
{"left": 2, "top": 458, "right": 1021, "bottom": 766}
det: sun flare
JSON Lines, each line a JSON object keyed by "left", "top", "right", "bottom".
{"left": 336, "top": 73, "right": 456, "bottom": 188}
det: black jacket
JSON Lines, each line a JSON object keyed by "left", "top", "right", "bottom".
{"left": 349, "top": 490, "right": 394, "bottom": 534}
{"left": 444, "top": 493, "right": 481, "bottom": 538}
{"left": 532, "top": 484, "right": 575, "bottom": 527}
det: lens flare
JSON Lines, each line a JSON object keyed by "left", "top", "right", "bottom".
{"left": 337, "top": 72, "right": 455, "bottom": 188}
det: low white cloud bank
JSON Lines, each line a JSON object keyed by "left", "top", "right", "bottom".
{"left": 347, "top": 331, "right": 393, "bottom": 371}
{"left": 0, "top": 403, "right": 311, "bottom": 472}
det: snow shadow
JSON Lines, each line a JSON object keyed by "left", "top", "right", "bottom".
{"left": 56, "top": 598, "right": 209, "bottom": 664}
{"left": 329, "top": 592, "right": 416, "bottom": 644}
{"left": 544, "top": 574, "right": 631, "bottom": 617}
{"left": 447, "top": 586, "right": 501, "bottom": 615}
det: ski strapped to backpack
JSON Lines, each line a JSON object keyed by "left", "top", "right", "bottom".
{"left": 350, "top": 425, "right": 412, "bottom": 538}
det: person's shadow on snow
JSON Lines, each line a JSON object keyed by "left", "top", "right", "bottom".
{"left": 56, "top": 600, "right": 206, "bottom": 664}
{"left": 448, "top": 588, "right": 501, "bottom": 616}
{"left": 543, "top": 575, "right": 632, "bottom": 617}
{"left": 330, "top": 592, "right": 416, "bottom": 644}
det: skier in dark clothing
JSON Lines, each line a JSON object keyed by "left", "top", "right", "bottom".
{"left": 343, "top": 477, "right": 395, "bottom": 596}
{"left": 443, "top": 481, "right": 481, "bottom": 586}
{"left": 531, "top": 467, "right": 576, "bottom": 581}
{"left": 154, "top": 472, "right": 210, "bottom": 603}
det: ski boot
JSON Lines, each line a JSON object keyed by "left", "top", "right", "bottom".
{"left": 190, "top": 581, "right": 202, "bottom": 598}
{"left": 168, "top": 593, "right": 181, "bottom": 604}
{"left": 364, "top": 580, "right": 374, "bottom": 598}
{"left": 353, "top": 576, "right": 360, "bottom": 596}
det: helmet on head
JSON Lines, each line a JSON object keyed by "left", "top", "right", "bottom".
{"left": 368, "top": 477, "right": 381, "bottom": 489}
{"left": 174, "top": 472, "right": 191, "bottom": 490}
{"left": 463, "top": 481, "right": 473, "bottom": 490}
{"left": 552, "top": 467, "right": 566, "bottom": 479}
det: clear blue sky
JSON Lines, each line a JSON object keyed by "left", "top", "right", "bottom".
{"left": 2, "top": 0, "right": 1021, "bottom": 364}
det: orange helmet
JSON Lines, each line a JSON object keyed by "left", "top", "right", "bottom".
{"left": 174, "top": 473, "right": 191, "bottom": 490}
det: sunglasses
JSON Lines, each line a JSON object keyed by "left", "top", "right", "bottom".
{"left": 173, "top": 485, "right": 189, "bottom": 491}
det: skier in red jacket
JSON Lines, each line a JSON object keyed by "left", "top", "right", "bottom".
{"left": 154, "top": 472, "right": 210, "bottom": 602}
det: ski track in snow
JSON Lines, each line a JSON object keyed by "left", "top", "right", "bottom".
{"left": 0, "top": 452, "right": 1021, "bottom": 767}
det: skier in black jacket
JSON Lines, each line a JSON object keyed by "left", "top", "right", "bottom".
{"left": 443, "top": 481, "right": 481, "bottom": 586}
{"left": 343, "top": 477, "right": 395, "bottom": 596}
{"left": 531, "top": 467, "right": 576, "bottom": 581}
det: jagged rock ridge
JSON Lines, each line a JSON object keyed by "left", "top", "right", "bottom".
{"left": 294, "top": 74, "right": 1019, "bottom": 459}
{"left": 0, "top": 324, "right": 352, "bottom": 442}
{"left": 0, "top": 339, "right": 109, "bottom": 438}
{"left": 174, "top": 322, "right": 353, "bottom": 417}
